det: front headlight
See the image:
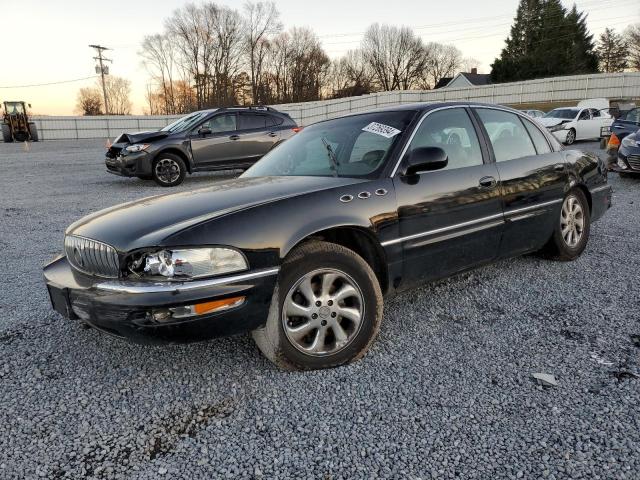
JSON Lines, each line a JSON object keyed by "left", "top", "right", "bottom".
{"left": 549, "top": 124, "right": 567, "bottom": 132}
{"left": 129, "top": 247, "right": 248, "bottom": 279}
{"left": 621, "top": 135, "right": 638, "bottom": 148}
{"left": 125, "top": 143, "right": 150, "bottom": 153}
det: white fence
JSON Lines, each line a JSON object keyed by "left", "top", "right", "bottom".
{"left": 30, "top": 72, "right": 640, "bottom": 141}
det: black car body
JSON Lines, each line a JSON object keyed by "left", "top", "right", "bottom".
{"left": 612, "top": 129, "right": 640, "bottom": 174}
{"left": 105, "top": 106, "right": 298, "bottom": 186}
{"left": 45, "top": 102, "right": 612, "bottom": 370}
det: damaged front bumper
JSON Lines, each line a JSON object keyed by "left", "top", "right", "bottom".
{"left": 43, "top": 255, "right": 278, "bottom": 344}
{"left": 105, "top": 151, "right": 152, "bottom": 178}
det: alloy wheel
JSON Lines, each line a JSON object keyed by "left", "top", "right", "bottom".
{"left": 155, "top": 158, "right": 180, "bottom": 184}
{"left": 282, "top": 268, "right": 364, "bottom": 356}
{"left": 566, "top": 130, "right": 575, "bottom": 145}
{"left": 560, "top": 194, "right": 584, "bottom": 248}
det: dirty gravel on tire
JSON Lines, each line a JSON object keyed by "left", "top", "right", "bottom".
{"left": 0, "top": 140, "right": 638, "bottom": 479}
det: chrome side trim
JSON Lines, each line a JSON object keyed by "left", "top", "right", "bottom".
{"left": 95, "top": 267, "right": 280, "bottom": 294}
{"left": 390, "top": 105, "right": 464, "bottom": 177}
{"left": 410, "top": 220, "right": 503, "bottom": 247}
{"left": 380, "top": 212, "right": 504, "bottom": 247}
{"left": 504, "top": 198, "right": 562, "bottom": 217}
{"left": 589, "top": 184, "right": 611, "bottom": 194}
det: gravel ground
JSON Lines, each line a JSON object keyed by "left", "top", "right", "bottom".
{"left": 1, "top": 139, "right": 639, "bottom": 479}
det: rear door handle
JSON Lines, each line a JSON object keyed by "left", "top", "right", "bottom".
{"left": 229, "top": 135, "right": 240, "bottom": 141}
{"left": 267, "top": 132, "right": 278, "bottom": 137}
{"left": 554, "top": 163, "right": 565, "bottom": 172}
{"left": 479, "top": 176, "right": 497, "bottom": 188}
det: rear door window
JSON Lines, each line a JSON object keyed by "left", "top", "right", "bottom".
{"left": 239, "top": 113, "right": 268, "bottom": 130}
{"left": 522, "top": 118, "right": 552, "bottom": 154}
{"left": 475, "top": 108, "right": 537, "bottom": 162}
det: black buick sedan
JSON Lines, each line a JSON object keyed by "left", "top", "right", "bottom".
{"left": 45, "top": 102, "right": 612, "bottom": 370}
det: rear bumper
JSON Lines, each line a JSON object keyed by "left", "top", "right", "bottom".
{"left": 105, "top": 152, "right": 152, "bottom": 178}
{"left": 589, "top": 184, "right": 612, "bottom": 223}
{"left": 43, "top": 256, "right": 278, "bottom": 344}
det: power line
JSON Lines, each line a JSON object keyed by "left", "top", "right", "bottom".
{"left": 0, "top": 75, "right": 99, "bottom": 89}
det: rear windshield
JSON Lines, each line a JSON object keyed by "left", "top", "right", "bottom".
{"left": 242, "top": 110, "right": 416, "bottom": 179}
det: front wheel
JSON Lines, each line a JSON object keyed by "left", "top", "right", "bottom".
{"left": 564, "top": 128, "right": 576, "bottom": 145}
{"left": 152, "top": 153, "right": 186, "bottom": 187}
{"left": 541, "top": 189, "right": 590, "bottom": 261}
{"left": 1, "top": 124, "right": 11, "bottom": 143}
{"left": 252, "top": 241, "right": 383, "bottom": 371}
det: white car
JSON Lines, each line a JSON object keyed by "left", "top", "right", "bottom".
{"left": 539, "top": 100, "right": 613, "bottom": 145}
{"left": 520, "top": 109, "right": 546, "bottom": 118}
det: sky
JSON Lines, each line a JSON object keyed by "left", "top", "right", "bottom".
{"left": 1, "top": 0, "right": 638, "bottom": 116}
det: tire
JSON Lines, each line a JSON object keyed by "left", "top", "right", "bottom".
{"left": 1, "top": 124, "right": 12, "bottom": 142}
{"left": 252, "top": 241, "right": 383, "bottom": 371}
{"left": 541, "top": 189, "right": 590, "bottom": 261}
{"left": 152, "top": 153, "right": 186, "bottom": 187}
{"left": 28, "top": 123, "right": 39, "bottom": 142}
{"left": 564, "top": 128, "right": 576, "bottom": 145}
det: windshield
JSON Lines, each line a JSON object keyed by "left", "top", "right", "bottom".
{"left": 242, "top": 111, "right": 416, "bottom": 179}
{"left": 161, "top": 111, "right": 211, "bottom": 133}
{"left": 624, "top": 108, "right": 639, "bottom": 123}
{"left": 544, "top": 109, "right": 578, "bottom": 120}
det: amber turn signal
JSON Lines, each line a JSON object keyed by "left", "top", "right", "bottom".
{"left": 193, "top": 297, "right": 245, "bottom": 315}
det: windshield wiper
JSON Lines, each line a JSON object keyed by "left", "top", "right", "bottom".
{"left": 321, "top": 137, "right": 339, "bottom": 177}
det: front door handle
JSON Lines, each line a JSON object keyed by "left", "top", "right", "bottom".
{"left": 554, "top": 163, "right": 565, "bottom": 172}
{"left": 267, "top": 132, "right": 278, "bottom": 137}
{"left": 229, "top": 135, "right": 240, "bottom": 141}
{"left": 479, "top": 176, "right": 497, "bottom": 188}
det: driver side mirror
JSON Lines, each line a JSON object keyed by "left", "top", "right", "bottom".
{"left": 198, "top": 127, "right": 212, "bottom": 136}
{"left": 401, "top": 147, "right": 448, "bottom": 176}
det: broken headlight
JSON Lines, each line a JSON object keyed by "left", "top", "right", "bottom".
{"left": 549, "top": 124, "right": 567, "bottom": 132}
{"left": 621, "top": 135, "right": 638, "bottom": 148}
{"left": 125, "top": 143, "right": 150, "bottom": 153}
{"left": 128, "top": 248, "right": 248, "bottom": 280}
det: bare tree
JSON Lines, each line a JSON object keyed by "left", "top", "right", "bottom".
{"left": 76, "top": 87, "right": 103, "bottom": 115}
{"left": 326, "top": 50, "right": 373, "bottom": 98}
{"left": 422, "top": 42, "right": 462, "bottom": 89}
{"left": 103, "top": 77, "right": 132, "bottom": 115}
{"left": 361, "top": 24, "right": 427, "bottom": 91}
{"left": 243, "top": 1, "right": 281, "bottom": 103}
{"left": 461, "top": 57, "right": 482, "bottom": 73}
{"left": 624, "top": 23, "right": 640, "bottom": 71}
{"left": 140, "top": 34, "right": 177, "bottom": 114}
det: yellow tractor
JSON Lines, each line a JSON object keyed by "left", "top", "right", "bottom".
{"left": 2, "top": 101, "right": 39, "bottom": 142}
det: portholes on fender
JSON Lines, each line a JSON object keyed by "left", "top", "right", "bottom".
{"left": 340, "top": 194, "right": 354, "bottom": 203}
{"left": 375, "top": 189, "right": 388, "bottom": 196}
{"left": 358, "top": 191, "right": 371, "bottom": 199}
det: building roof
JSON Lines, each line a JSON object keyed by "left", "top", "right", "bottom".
{"left": 433, "top": 77, "right": 453, "bottom": 89}
{"left": 458, "top": 72, "right": 492, "bottom": 86}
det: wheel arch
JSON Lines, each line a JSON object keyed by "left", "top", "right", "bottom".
{"left": 284, "top": 225, "right": 389, "bottom": 295}
{"left": 573, "top": 183, "right": 592, "bottom": 214}
{"left": 152, "top": 147, "right": 192, "bottom": 173}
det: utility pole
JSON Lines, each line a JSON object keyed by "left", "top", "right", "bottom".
{"left": 89, "top": 45, "right": 112, "bottom": 115}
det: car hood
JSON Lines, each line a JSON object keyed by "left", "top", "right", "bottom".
{"left": 66, "top": 176, "right": 366, "bottom": 252}
{"left": 538, "top": 118, "right": 570, "bottom": 127}
{"left": 114, "top": 130, "right": 170, "bottom": 144}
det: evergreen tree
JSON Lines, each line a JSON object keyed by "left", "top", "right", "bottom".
{"left": 597, "top": 28, "right": 628, "bottom": 72}
{"left": 491, "top": 0, "right": 599, "bottom": 82}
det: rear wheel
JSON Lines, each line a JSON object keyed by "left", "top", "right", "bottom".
{"left": 252, "top": 241, "right": 383, "bottom": 371}
{"left": 1, "top": 124, "right": 11, "bottom": 143}
{"left": 28, "top": 123, "right": 39, "bottom": 142}
{"left": 541, "top": 189, "right": 590, "bottom": 261}
{"left": 152, "top": 153, "right": 186, "bottom": 187}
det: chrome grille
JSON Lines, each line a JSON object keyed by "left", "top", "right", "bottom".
{"left": 64, "top": 235, "right": 120, "bottom": 278}
{"left": 627, "top": 154, "right": 640, "bottom": 170}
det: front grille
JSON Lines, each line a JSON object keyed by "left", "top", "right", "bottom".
{"left": 627, "top": 154, "right": 640, "bottom": 170}
{"left": 64, "top": 235, "right": 120, "bottom": 278}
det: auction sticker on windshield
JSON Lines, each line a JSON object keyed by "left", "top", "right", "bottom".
{"left": 362, "top": 122, "right": 402, "bottom": 138}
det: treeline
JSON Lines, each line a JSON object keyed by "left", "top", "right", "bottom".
{"left": 492, "top": 0, "right": 640, "bottom": 82}
{"left": 139, "top": 2, "right": 474, "bottom": 114}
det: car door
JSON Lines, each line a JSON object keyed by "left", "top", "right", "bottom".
{"left": 472, "top": 107, "right": 567, "bottom": 257}
{"left": 611, "top": 108, "right": 640, "bottom": 139}
{"left": 235, "top": 113, "right": 280, "bottom": 164}
{"left": 190, "top": 113, "right": 238, "bottom": 168}
{"left": 390, "top": 106, "right": 503, "bottom": 288}
{"left": 575, "top": 108, "right": 595, "bottom": 140}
